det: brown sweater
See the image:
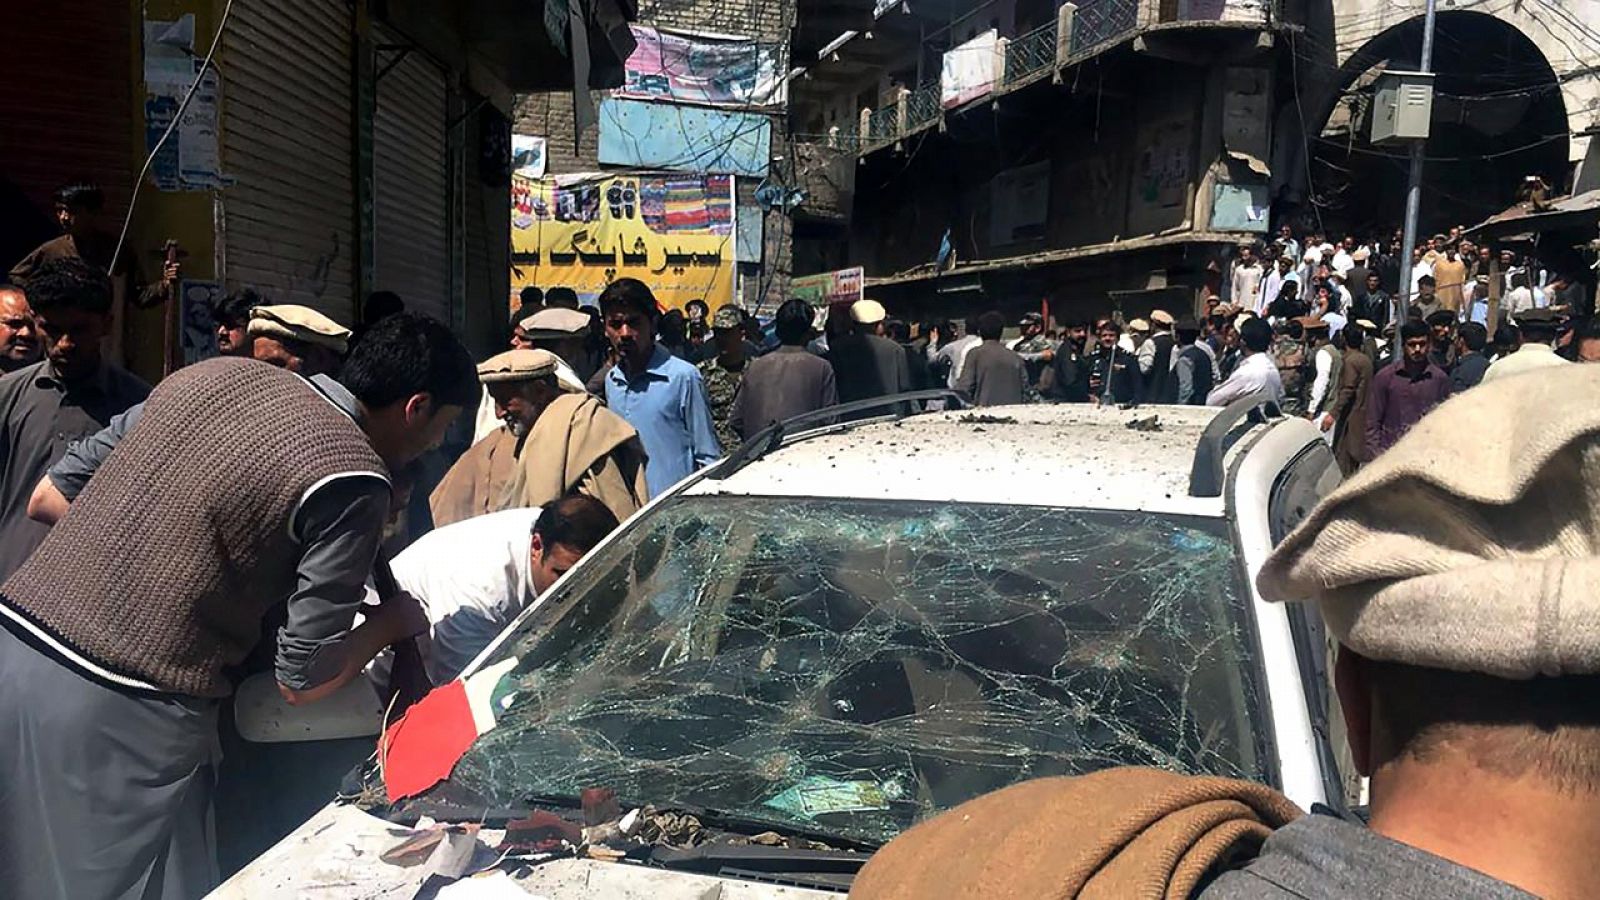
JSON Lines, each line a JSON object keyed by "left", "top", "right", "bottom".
{"left": 0, "top": 358, "right": 388, "bottom": 697}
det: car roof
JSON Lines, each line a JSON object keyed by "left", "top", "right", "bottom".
{"left": 686, "top": 403, "right": 1269, "bottom": 516}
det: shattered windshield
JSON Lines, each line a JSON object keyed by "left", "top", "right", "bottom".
{"left": 421, "top": 497, "right": 1269, "bottom": 846}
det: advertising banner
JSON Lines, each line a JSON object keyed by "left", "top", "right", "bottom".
{"left": 941, "top": 30, "right": 1000, "bottom": 110}
{"left": 618, "top": 25, "right": 786, "bottom": 107}
{"left": 511, "top": 172, "right": 737, "bottom": 311}
{"left": 791, "top": 267, "right": 865, "bottom": 308}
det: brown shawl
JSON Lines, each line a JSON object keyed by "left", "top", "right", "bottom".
{"left": 503, "top": 391, "right": 650, "bottom": 523}
{"left": 850, "top": 767, "right": 1302, "bottom": 900}
{"left": 428, "top": 428, "right": 520, "bottom": 528}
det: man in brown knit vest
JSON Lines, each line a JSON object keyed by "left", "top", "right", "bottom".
{"left": 0, "top": 312, "right": 477, "bottom": 900}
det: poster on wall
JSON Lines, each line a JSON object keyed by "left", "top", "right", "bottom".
{"left": 941, "top": 30, "right": 1000, "bottom": 110}
{"left": 791, "top": 267, "right": 865, "bottom": 308}
{"left": 512, "top": 134, "right": 547, "bottom": 178}
{"left": 180, "top": 279, "right": 223, "bottom": 365}
{"left": 618, "top": 25, "right": 786, "bottom": 107}
{"left": 143, "top": 17, "right": 223, "bottom": 191}
{"left": 511, "top": 172, "right": 737, "bottom": 311}
{"left": 597, "top": 98, "right": 772, "bottom": 178}
{"left": 1133, "top": 118, "right": 1192, "bottom": 209}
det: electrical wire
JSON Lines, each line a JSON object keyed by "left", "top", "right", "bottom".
{"left": 1289, "top": 31, "right": 1326, "bottom": 233}
{"left": 110, "top": 0, "right": 237, "bottom": 275}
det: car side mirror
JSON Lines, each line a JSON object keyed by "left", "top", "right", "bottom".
{"left": 233, "top": 672, "right": 384, "bottom": 743}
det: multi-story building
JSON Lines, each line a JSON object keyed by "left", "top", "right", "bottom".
{"left": 786, "top": 0, "right": 1600, "bottom": 322}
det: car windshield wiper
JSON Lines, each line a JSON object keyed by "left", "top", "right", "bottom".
{"left": 639, "top": 842, "right": 868, "bottom": 893}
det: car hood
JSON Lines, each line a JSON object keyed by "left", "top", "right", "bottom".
{"left": 209, "top": 803, "right": 841, "bottom": 899}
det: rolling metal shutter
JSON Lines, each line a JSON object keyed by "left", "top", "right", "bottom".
{"left": 1, "top": 0, "right": 132, "bottom": 268}
{"left": 372, "top": 43, "right": 450, "bottom": 324}
{"left": 221, "top": 0, "right": 356, "bottom": 325}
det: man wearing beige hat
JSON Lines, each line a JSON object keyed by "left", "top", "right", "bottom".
{"left": 474, "top": 308, "right": 590, "bottom": 443}
{"left": 1236, "top": 365, "right": 1600, "bottom": 898}
{"left": 247, "top": 303, "right": 351, "bottom": 378}
{"left": 432, "top": 348, "right": 648, "bottom": 527}
{"left": 827, "top": 298, "right": 911, "bottom": 413}
{"left": 1138, "top": 310, "right": 1178, "bottom": 403}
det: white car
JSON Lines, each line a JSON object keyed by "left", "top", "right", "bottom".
{"left": 218, "top": 394, "right": 1352, "bottom": 898}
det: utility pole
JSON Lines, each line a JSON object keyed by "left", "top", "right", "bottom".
{"left": 1395, "top": 0, "right": 1438, "bottom": 327}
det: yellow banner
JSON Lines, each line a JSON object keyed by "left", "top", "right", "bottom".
{"left": 510, "top": 172, "right": 736, "bottom": 311}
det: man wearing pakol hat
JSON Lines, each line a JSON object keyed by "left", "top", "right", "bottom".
{"left": 432, "top": 348, "right": 649, "bottom": 527}
{"left": 1118, "top": 316, "right": 1149, "bottom": 356}
{"left": 247, "top": 303, "right": 350, "bottom": 377}
{"left": 26, "top": 302, "right": 350, "bottom": 525}
{"left": 696, "top": 306, "right": 749, "bottom": 449}
{"left": 827, "top": 297, "right": 911, "bottom": 415}
{"left": 1138, "top": 310, "right": 1178, "bottom": 403}
{"left": 1301, "top": 317, "right": 1341, "bottom": 447}
{"left": 1482, "top": 307, "right": 1570, "bottom": 384}
{"left": 474, "top": 307, "right": 590, "bottom": 443}
{"left": 1244, "top": 366, "right": 1600, "bottom": 897}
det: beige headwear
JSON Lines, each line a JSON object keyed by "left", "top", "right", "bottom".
{"left": 519, "top": 307, "right": 591, "bottom": 339}
{"left": 1149, "top": 309, "right": 1175, "bottom": 328}
{"left": 1127, "top": 318, "right": 1151, "bottom": 334}
{"left": 1258, "top": 364, "right": 1600, "bottom": 678}
{"left": 247, "top": 304, "right": 351, "bottom": 354}
{"left": 851, "top": 299, "right": 887, "bottom": 325}
{"left": 476, "top": 348, "right": 578, "bottom": 388}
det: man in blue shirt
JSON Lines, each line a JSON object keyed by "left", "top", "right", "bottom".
{"left": 599, "top": 279, "right": 722, "bottom": 495}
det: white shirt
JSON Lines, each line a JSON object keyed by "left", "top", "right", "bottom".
{"left": 1481, "top": 343, "right": 1569, "bottom": 384}
{"left": 1322, "top": 310, "right": 1347, "bottom": 336}
{"left": 1410, "top": 260, "right": 1434, "bottom": 296}
{"left": 1331, "top": 249, "right": 1355, "bottom": 277}
{"left": 1232, "top": 262, "right": 1264, "bottom": 310}
{"left": 1308, "top": 343, "right": 1338, "bottom": 414}
{"left": 936, "top": 334, "right": 982, "bottom": 388}
{"left": 1206, "top": 351, "right": 1284, "bottom": 407}
{"left": 368, "top": 508, "right": 542, "bottom": 685}
{"left": 1505, "top": 286, "right": 1536, "bottom": 316}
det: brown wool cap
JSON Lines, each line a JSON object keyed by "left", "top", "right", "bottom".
{"left": 1258, "top": 364, "right": 1600, "bottom": 678}
{"left": 518, "top": 307, "right": 591, "bottom": 339}
{"left": 247, "top": 305, "right": 352, "bottom": 354}
{"left": 476, "top": 348, "right": 575, "bottom": 388}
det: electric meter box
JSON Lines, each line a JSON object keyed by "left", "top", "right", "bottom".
{"left": 1370, "top": 71, "right": 1435, "bottom": 144}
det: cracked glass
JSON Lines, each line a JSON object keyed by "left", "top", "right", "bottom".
{"left": 414, "top": 496, "right": 1269, "bottom": 846}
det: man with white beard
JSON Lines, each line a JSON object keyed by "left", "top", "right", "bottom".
{"left": 431, "top": 348, "right": 648, "bottom": 527}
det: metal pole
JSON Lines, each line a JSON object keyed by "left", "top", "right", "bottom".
{"left": 1395, "top": 0, "right": 1438, "bottom": 329}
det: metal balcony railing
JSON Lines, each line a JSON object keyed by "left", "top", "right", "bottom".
{"left": 905, "top": 81, "right": 941, "bottom": 132}
{"left": 1004, "top": 20, "right": 1059, "bottom": 88}
{"left": 866, "top": 104, "right": 899, "bottom": 143}
{"left": 1070, "top": 0, "right": 1140, "bottom": 55}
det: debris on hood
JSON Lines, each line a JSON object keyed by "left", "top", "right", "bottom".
{"left": 633, "top": 806, "right": 706, "bottom": 848}
{"left": 957, "top": 413, "right": 1019, "bottom": 425}
{"left": 1125, "top": 414, "right": 1162, "bottom": 432}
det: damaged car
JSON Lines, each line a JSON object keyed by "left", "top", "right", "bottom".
{"left": 215, "top": 394, "right": 1353, "bottom": 898}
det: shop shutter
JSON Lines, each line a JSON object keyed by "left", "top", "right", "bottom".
{"left": 221, "top": 0, "right": 356, "bottom": 325}
{"left": 1, "top": 0, "right": 132, "bottom": 268}
{"left": 373, "top": 44, "right": 450, "bottom": 324}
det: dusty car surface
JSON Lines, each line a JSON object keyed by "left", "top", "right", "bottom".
{"left": 216, "top": 394, "right": 1351, "bottom": 897}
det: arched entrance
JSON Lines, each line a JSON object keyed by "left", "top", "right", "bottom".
{"left": 1310, "top": 10, "right": 1569, "bottom": 235}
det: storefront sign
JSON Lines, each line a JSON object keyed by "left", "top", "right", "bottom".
{"left": 792, "top": 266, "right": 865, "bottom": 308}
{"left": 511, "top": 172, "right": 737, "bottom": 310}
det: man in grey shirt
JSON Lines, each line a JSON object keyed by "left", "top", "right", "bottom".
{"left": 733, "top": 298, "right": 838, "bottom": 438}
{"left": 0, "top": 258, "right": 147, "bottom": 581}
{"left": 955, "top": 310, "right": 1026, "bottom": 406}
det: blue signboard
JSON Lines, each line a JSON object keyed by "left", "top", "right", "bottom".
{"left": 597, "top": 98, "right": 771, "bottom": 178}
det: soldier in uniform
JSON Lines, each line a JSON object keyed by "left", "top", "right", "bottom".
{"left": 697, "top": 305, "right": 748, "bottom": 450}
{"left": 1009, "top": 311, "right": 1056, "bottom": 401}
